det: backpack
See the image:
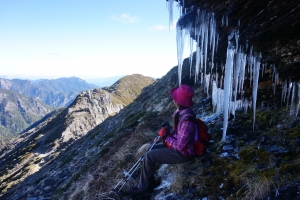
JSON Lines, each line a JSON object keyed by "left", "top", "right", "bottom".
{"left": 185, "top": 116, "right": 210, "bottom": 156}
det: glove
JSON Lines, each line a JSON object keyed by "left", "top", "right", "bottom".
{"left": 158, "top": 127, "right": 168, "bottom": 138}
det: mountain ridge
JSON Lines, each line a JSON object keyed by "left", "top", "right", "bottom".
{"left": 0, "top": 74, "right": 155, "bottom": 198}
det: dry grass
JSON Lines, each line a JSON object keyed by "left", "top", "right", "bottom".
{"left": 237, "top": 175, "right": 271, "bottom": 200}
{"left": 65, "top": 125, "right": 159, "bottom": 200}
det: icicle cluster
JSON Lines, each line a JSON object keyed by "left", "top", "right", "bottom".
{"left": 167, "top": 1, "right": 299, "bottom": 141}
{"left": 174, "top": 5, "right": 218, "bottom": 87}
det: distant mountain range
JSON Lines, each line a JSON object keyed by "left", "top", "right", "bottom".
{"left": 0, "top": 77, "right": 98, "bottom": 108}
{"left": 0, "top": 76, "right": 101, "bottom": 144}
{"left": 0, "top": 75, "right": 129, "bottom": 88}
{"left": 0, "top": 88, "right": 54, "bottom": 144}
{"left": 0, "top": 74, "right": 155, "bottom": 146}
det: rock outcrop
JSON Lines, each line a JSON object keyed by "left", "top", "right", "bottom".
{"left": 62, "top": 88, "right": 123, "bottom": 142}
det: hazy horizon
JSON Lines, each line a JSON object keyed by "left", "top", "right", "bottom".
{"left": 0, "top": 0, "right": 185, "bottom": 80}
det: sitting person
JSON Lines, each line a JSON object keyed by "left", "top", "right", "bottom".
{"left": 130, "top": 84, "right": 197, "bottom": 195}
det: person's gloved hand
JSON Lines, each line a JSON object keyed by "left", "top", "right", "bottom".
{"left": 158, "top": 127, "right": 168, "bottom": 139}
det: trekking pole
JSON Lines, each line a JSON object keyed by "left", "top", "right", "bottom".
{"left": 111, "top": 137, "right": 159, "bottom": 193}
{"left": 111, "top": 121, "right": 171, "bottom": 194}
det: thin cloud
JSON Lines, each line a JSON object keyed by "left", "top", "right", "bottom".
{"left": 111, "top": 13, "right": 139, "bottom": 24}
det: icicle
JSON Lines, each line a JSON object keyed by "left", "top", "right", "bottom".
{"left": 252, "top": 54, "right": 261, "bottom": 130}
{"left": 286, "top": 78, "right": 293, "bottom": 108}
{"left": 189, "top": 37, "right": 194, "bottom": 75}
{"left": 176, "top": 25, "right": 184, "bottom": 85}
{"left": 271, "top": 65, "right": 281, "bottom": 95}
{"left": 290, "top": 82, "right": 298, "bottom": 117}
{"left": 198, "top": 9, "right": 206, "bottom": 83}
{"left": 204, "top": 14, "right": 209, "bottom": 80}
{"left": 235, "top": 29, "right": 239, "bottom": 51}
{"left": 248, "top": 46, "right": 254, "bottom": 86}
{"left": 222, "top": 43, "right": 235, "bottom": 141}
{"left": 238, "top": 53, "right": 247, "bottom": 93}
{"left": 209, "top": 14, "right": 214, "bottom": 50}
{"left": 212, "top": 81, "right": 218, "bottom": 112}
{"left": 195, "top": 45, "right": 200, "bottom": 82}
{"left": 210, "top": 15, "right": 216, "bottom": 74}
{"left": 176, "top": 12, "right": 193, "bottom": 84}
{"left": 220, "top": 75, "right": 224, "bottom": 89}
{"left": 232, "top": 52, "right": 241, "bottom": 118}
{"left": 205, "top": 74, "right": 210, "bottom": 96}
{"left": 281, "top": 79, "right": 287, "bottom": 106}
{"left": 167, "top": 0, "right": 175, "bottom": 31}
{"left": 216, "top": 33, "right": 219, "bottom": 53}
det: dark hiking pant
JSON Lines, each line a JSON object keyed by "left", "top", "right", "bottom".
{"left": 138, "top": 143, "right": 194, "bottom": 191}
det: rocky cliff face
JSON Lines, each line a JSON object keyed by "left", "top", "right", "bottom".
{"left": 61, "top": 88, "right": 123, "bottom": 143}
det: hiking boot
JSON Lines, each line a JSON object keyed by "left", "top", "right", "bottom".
{"left": 129, "top": 185, "right": 146, "bottom": 196}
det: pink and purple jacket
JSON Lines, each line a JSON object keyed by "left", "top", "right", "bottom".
{"left": 165, "top": 108, "right": 196, "bottom": 156}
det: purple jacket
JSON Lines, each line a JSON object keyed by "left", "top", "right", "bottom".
{"left": 165, "top": 108, "right": 196, "bottom": 156}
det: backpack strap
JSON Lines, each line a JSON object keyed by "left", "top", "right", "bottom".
{"left": 183, "top": 116, "right": 198, "bottom": 142}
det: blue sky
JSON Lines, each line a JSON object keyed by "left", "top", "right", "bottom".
{"left": 0, "top": 0, "right": 182, "bottom": 80}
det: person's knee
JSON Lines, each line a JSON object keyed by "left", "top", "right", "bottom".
{"left": 145, "top": 151, "right": 156, "bottom": 164}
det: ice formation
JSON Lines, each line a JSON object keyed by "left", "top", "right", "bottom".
{"left": 167, "top": 1, "right": 300, "bottom": 141}
{"left": 222, "top": 41, "right": 234, "bottom": 140}
{"left": 250, "top": 52, "right": 261, "bottom": 130}
{"left": 290, "top": 82, "right": 300, "bottom": 116}
{"left": 166, "top": 0, "right": 176, "bottom": 31}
